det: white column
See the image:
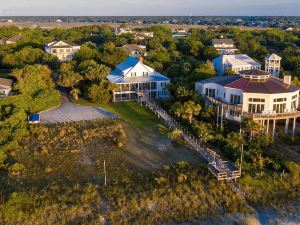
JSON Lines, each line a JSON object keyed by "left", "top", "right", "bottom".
{"left": 272, "top": 119, "right": 276, "bottom": 139}
{"left": 292, "top": 117, "right": 296, "bottom": 137}
{"left": 266, "top": 119, "right": 270, "bottom": 134}
{"left": 216, "top": 105, "right": 219, "bottom": 127}
{"left": 220, "top": 104, "right": 224, "bottom": 129}
{"left": 285, "top": 119, "right": 289, "bottom": 134}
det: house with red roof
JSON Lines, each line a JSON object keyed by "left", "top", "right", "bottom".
{"left": 196, "top": 69, "right": 300, "bottom": 137}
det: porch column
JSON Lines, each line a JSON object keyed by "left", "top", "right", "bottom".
{"left": 266, "top": 119, "right": 270, "bottom": 134}
{"left": 285, "top": 118, "right": 289, "bottom": 134}
{"left": 216, "top": 105, "right": 219, "bottom": 128}
{"left": 272, "top": 119, "right": 276, "bottom": 140}
{"left": 220, "top": 104, "right": 224, "bottom": 130}
{"left": 292, "top": 117, "right": 296, "bottom": 137}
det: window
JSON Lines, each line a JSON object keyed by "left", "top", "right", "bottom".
{"left": 249, "top": 98, "right": 265, "bottom": 103}
{"left": 143, "top": 72, "right": 149, "bottom": 76}
{"left": 151, "top": 82, "right": 157, "bottom": 90}
{"left": 273, "top": 103, "right": 286, "bottom": 113}
{"left": 205, "top": 88, "right": 216, "bottom": 97}
{"left": 248, "top": 98, "right": 265, "bottom": 113}
{"left": 292, "top": 95, "right": 298, "bottom": 100}
{"left": 274, "top": 98, "right": 287, "bottom": 102}
{"left": 131, "top": 72, "right": 137, "bottom": 77}
{"left": 230, "top": 94, "right": 241, "bottom": 105}
{"left": 291, "top": 100, "right": 297, "bottom": 110}
{"left": 229, "top": 110, "right": 241, "bottom": 117}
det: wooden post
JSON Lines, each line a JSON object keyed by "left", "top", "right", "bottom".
{"left": 285, "top": 118, "right": 289, "bottom": 134}
{"left": 240, "top": 144, "right": 244, "bottom": 176}
{"left": 104, "top": 160, "right": 107, "bottom": 187}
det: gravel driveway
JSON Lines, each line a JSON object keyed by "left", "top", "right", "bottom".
{"left": 40, "top": 94, "right": 116, "bottom": 124}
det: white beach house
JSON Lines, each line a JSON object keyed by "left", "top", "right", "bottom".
{"left": 107, "top": 57, "right": 170, "bottom": 102}
{"left": 45, "top": 40, "right": 81, "bottom": 61}
{"left": 213, "top": 54, "right": 261, "bottom": 75}
{"left": 196, "top": 70, "right": 300, "bottom": 137}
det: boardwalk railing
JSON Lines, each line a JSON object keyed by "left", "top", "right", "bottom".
{"left": 137, "top": 92, "right": 241, "bottom": 181}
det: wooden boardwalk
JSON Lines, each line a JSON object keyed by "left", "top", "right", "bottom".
{"left": 138, "top": 95, "right": 241, "bottom": 181}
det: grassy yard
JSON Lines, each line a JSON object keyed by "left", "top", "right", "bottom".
{"left": 73, "top": 98, "right": 203, "bottom": 171}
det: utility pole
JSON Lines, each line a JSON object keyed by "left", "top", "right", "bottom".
{"left": 104, "top": 160, "right": 107, "bottom": 187}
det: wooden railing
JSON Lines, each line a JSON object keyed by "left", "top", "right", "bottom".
{"left": 206, "top": 96, "right": 300, "bottom": 120}
{"left": 138, "top": 91, "right": 241, "bottom": 181}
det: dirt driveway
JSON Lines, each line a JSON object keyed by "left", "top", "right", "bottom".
{"left": 40, "top": 94, "right": 116, "bottom": 124}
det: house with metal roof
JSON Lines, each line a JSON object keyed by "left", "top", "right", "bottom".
{"left": 107, "top": 57, "right": 170, "bottom": 102}
{"left": 212, "top": 38, "right": 238, "bottom": 55}
{"left": 0, "top": 78, "right": 13, "bottom": 98}
{"left": 0, "top": 34, "right": 23, "bottom": 45}
{"left": 196, "top": 70, "right": 300, "bottom": 137}
{"left": 213, "top": 54, "right": 261, "bottom": 75}
{"left": 45, "top": 40, "right": 81, "bottom": 61}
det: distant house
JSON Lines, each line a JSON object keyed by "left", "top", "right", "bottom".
{"left": 285, "top": 27, "right": 294, "bottom": 32}
{"left": 172, "top": 29, "right": 190, "bottom": 39}
{"left": 0, "top": 78, "right": 13, "bottom": 97}
{"left": 265, "top": 53, "right": 282, "bottom": 77}
{"left": 0, "top": 34, "right": 23, "bottom": 45}
{"left": 107, "top": 57, "right": 170, "bottom": 102}
{"left": 213, "top": 54, "right": 261, "bottom": 75}
{"left": 45, "top": 40, "right": 81, "bottom": 61}
{"left": 122, "top": 44, "right": 146, "bottom": 58}
{"left": 134, "top": 31, "right": 154, "bottom": 40}
{"left": 113, "top": 28, "right": 133, "bottom": 36}
{"left": 212, "top": 39, "right": 238, "bottom": 55}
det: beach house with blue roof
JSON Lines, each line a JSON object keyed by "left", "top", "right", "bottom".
{"left": 107, "top": 56, "right": 170, "bottom": 102}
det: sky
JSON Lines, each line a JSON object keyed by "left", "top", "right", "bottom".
{"left": 0, "top": 0, "right": 300, "bottom": 16}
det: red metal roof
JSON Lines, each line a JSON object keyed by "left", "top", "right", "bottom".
{"left": 225, "top": 78, "right": 249, "bottom": 90}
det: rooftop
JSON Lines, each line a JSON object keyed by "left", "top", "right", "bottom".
{"left": 220, "top": 54, "right": 261, "bottom": 67}
{"left": 0, "top": 78, "right": 13, "bottom": 87}
{"left": 198, "top": 70, "right": 299, "bottom": 94}
{"left": 212, "top": 38, "right": 235, "bottom": 45}
{"left": 266, "top": 53, "right": 282, "bottom": 60}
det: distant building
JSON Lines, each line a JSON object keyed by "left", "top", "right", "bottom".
{"left": 212, "top": 39, "right": 238, "bottom": 55}
{"left": 285, "top": 27, "right": 294, "bottom": 32}
{"left": 113, "top": 28, "right": 133, "bottom": 36}
{"left": 0, "top": 78, "right": 13, "bottom": 97}
{"left": 0, "top": 34, "right": 23, "bottom": 45}
{"left": 265, "top": 53, "right": 281, "bottom": 77}
{"left": 196, "top": 70, "right": 300, "bottom": 137}
{"left": 172, "top": 29, "right": 190, "bottom": 39}
{"left": 134, "top": 31, "right": 154, "bottom": 40}
{"left": 122, "top": 44, "right": 146, "bottom": 58}
{"left": 107, "top": 57, "right": 170, "bottom": 102}
{"left": 213, "top": 54, "right": 261, "bottom": 75}
{"left": 45, "top": 40, "right": 81, "bottom": 61}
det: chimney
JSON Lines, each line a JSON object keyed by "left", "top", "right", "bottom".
{"left": 283, "top": 75, "right": 291, "bottom": 85}
{"left": 139, "top": 57, "right": 144, "bottom": 63}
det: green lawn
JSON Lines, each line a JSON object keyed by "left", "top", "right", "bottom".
{"left": 74, "top": 98, "right": 160, "bottom": 127}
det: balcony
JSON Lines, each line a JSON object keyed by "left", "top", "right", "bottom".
{"left": 243, "top": 110, "right": 300, "bottom": 120}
